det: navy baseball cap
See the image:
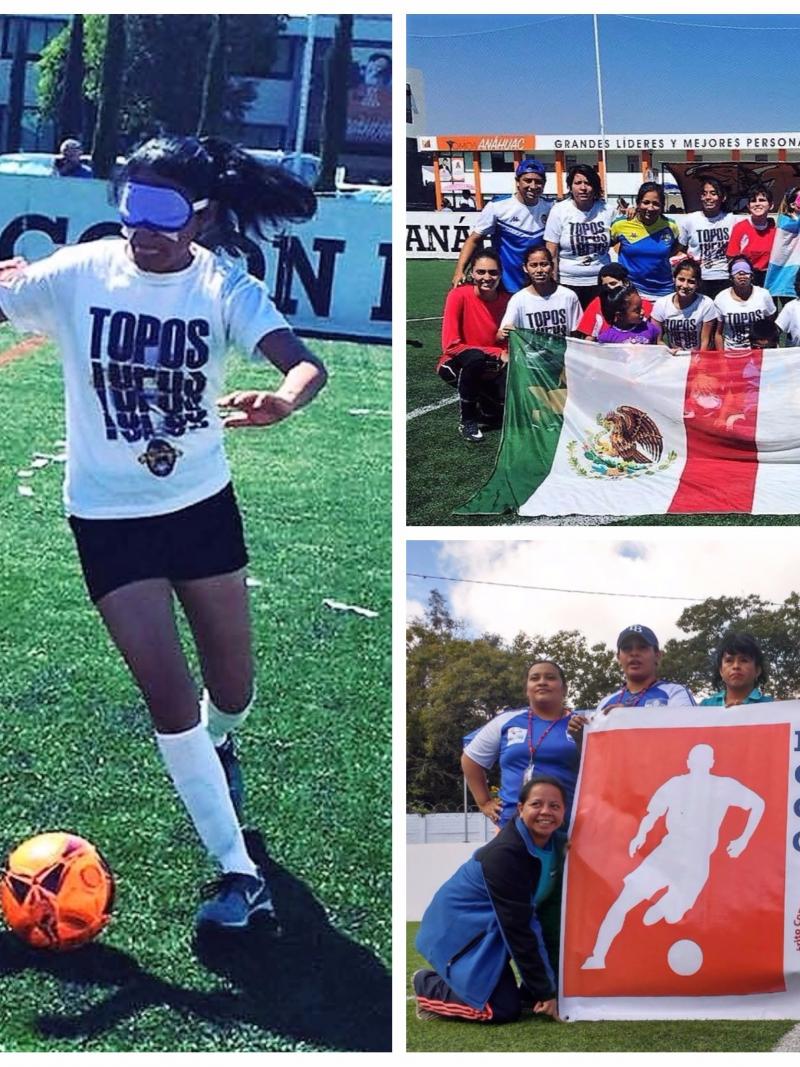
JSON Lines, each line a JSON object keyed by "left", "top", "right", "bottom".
{"left": 617, "top": 625, "right": 659, "bottom": 650}
{"left": 516, "top": 158, "right": 546, "bottom": 179}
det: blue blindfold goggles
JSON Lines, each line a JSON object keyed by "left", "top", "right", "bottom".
{"left": 118, "top": 181, "right": 210, "bottom": 233}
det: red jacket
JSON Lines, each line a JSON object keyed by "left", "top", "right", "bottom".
{"left": 438, "top": 285, "right": 511, "bottom": 370}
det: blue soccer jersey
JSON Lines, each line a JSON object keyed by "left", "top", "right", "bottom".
{"left": 464, "top": 707, "right": 578, "bottom": 827}
{"left": 596, "top": 680, "right": 696, "bottom": 711}
{"left": 610, "top": 216, "right": 679, "bottom": 297}
{"left": 472, "top": 196, "right": 550, "bottom": 293}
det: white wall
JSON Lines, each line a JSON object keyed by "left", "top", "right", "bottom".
{"left": 407, "top": 843, "right": 476, "bottom": 921}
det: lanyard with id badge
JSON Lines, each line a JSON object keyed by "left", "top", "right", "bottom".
{"left": 522, "top": 709, "right": 568, "bottom": 784}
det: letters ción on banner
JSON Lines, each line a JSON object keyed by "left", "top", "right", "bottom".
{"left": 561, "top": 703, "right": 800, "bottom": 1020}
{"left": 0, "top": 175, "right": 390, "bottom": 344}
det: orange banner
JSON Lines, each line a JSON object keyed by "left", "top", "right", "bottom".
{"left": 561, "top": 704, "right": 800, "bottom": 1018}
{"left": 423, "top": 134, "right": 535, "bottom": 153}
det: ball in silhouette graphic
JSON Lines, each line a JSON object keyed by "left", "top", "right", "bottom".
{"left": 667, "top": 938, "right": 703, "bottom": 976}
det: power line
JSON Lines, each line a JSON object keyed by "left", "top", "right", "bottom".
{"left": 408, "top": 16, "right": 572, "bottom": 39}
{"left": 407, "top": 572, "right": 780, "bottom": 606}
{"left": 617, "top": 14, "right": 800, "bottom": 31}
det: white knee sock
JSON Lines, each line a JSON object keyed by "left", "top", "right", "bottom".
{"left": 155, "top": 722, "right": 258, "bottom": 877}
{"left": 201, "top": 687, "right": 256, "bottom": 747}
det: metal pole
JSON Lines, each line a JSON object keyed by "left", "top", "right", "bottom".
{"left": 463, "top": 775, "right": 468, "bottom": 843}
{"left": 447, "top": 138, "right": 455, "bottom": 210}
{"left": 593, "top": 15, "right": 607, "bottom": 194}
{"left": 294, "top": 14, "right": 316, "bottom": 158}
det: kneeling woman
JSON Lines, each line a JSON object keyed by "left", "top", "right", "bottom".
{"left": 438, "top": 248, "right": 511, "bottom": 444}
{"left": 413, "top": 776, "right": 565, "bottom": 1024}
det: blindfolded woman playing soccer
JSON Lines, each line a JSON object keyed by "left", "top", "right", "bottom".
{"left": 0, "top": 135, "right": 327, "bottom": 932}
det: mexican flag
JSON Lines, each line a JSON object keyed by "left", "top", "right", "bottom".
{"left": 457, "top": 331, "right": 800, "bottom": 517}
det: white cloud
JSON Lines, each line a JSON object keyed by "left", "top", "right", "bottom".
{"left": 417, "top": 532, "right": 800, "bottom": 650}
{"left": 406, "top": 597, "right": 427, "bottom": 624}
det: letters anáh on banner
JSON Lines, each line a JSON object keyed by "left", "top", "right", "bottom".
{"left": 458, "top": 331, "right": 800, "bottom": 517}
{"left": 561, "top": 702, "right": 800, "bottom": 1020}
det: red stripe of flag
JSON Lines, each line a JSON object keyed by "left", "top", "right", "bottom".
{"left": 668, "top": 347, "right": 763, "bottom": 513}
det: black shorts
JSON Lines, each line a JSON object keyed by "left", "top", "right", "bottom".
{"left": 68, "top": 483, "right": 249, "bottom": 603}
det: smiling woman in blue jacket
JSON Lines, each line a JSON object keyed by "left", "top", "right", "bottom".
{"left": 413, "top": 776, "right": 565, "bottom": 1024}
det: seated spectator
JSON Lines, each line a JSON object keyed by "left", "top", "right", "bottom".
{"left": 498, "top": 245, "right": 580, "bottom": 342}
{"left": 438, "top": 248, "right": 510, "bottom": 443}
{"left": 596, "top": 285, "right": 660, "bottom": 345}
{"left": 576, "top": 263, "right": 654, "bottom": 340}
{"left": 700, "top": 632, "right": 774, "bottom": 707}
{"left": 413, "top": 776, "right": 565, "bottom": 1025}
{"left": 567, "top": 625, "right": 695, "bottom": 750}
{"left": 53, "top": 138, "right": 94, "bottom": 179}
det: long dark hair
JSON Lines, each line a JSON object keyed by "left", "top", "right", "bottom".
{"left": 117, "top": 135, "right": 317, "bottom": 253}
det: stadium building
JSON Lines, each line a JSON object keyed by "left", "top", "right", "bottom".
{"left": 411, "top": 130, "right": 800, "bottom": 210}
{"left": 0, "top": 14, "right": 390, "bottom": 181}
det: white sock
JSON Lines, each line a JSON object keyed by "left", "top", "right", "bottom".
{"left": 155, "top": 722, "right": 258, "bottom": 877}
{"left": 201, "top": 687, "right": 256, "bottom": 747}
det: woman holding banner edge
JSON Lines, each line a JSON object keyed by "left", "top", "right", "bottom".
{"left": 414, "top": 775, "right": 565, "bottom": 1024}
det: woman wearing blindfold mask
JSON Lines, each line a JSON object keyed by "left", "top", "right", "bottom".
{"left": 0, "top": 135, "right": 327, "bottom": 933}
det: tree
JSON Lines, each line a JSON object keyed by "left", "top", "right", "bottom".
{"left": 661, "top": 593, "right": 800, "bottom": 699}
{"left": 91, "top": 15, "right": 125, "bottom": 179}
{"left": 58, "top": 15, "right": 85, "bottom": 143}
{"left": 38, "top": 16, "right": 106, "bottom": 137}
{"left": 38, "top": 15, "right": 288, "bottom": 152}
{"left": 406, "top": 591, "right": 619, "bottom": 811}
{"left": 196, "top": 15, "right": 227, "bottom": 137}
{"left": 317, "top": 14, "right": 352, "bottom": 191}
{"left": 6, "top": 19, "right": 29, "bottom": 152}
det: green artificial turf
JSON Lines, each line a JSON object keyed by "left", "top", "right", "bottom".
{"left": 0, "top": 328, "right": 391, "bottom": 1052}
{"left": 406, "top": 259, "right": 800, "bottom": 528}
{"left": 405, "top": 923, "right": 793, "bottom": 1053}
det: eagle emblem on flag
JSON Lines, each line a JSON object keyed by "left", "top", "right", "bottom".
{"left": 568, "top": 406, "right": 677, "bottom": 479}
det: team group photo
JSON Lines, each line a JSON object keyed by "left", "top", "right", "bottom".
{"left": 407, "top": 14, "right": 800, "bottom": 527}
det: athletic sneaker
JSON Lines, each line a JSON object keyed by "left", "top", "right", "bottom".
{"left": 415, "top": 1003, "right": 439, "bottom": 1021}
{"left": 459, "top": 420, "right": 484, "bottom": 443}
{"left": 411, "top": 972, "right": 439, "bottom": 1021}
{"left": 215, "top": 735, "right": 244, "bottom": 821}
{"left": 196, "top": 871, "right": 275, "bottom": 929}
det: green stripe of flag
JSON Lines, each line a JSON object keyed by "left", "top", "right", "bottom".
{"left": 455, "top": 330, "right": 567, "bottom": 514}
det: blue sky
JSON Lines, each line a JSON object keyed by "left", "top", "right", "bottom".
{"left": 408, "top": 15, "right": 800, "bottom": 134}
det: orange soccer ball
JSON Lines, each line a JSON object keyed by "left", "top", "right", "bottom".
{"left": 1, "top": 832, "right": 114, "bottom": 950}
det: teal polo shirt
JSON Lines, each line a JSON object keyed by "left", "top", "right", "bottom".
{"left": 700, "top": 688, "right": 773, "bottom": 706}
